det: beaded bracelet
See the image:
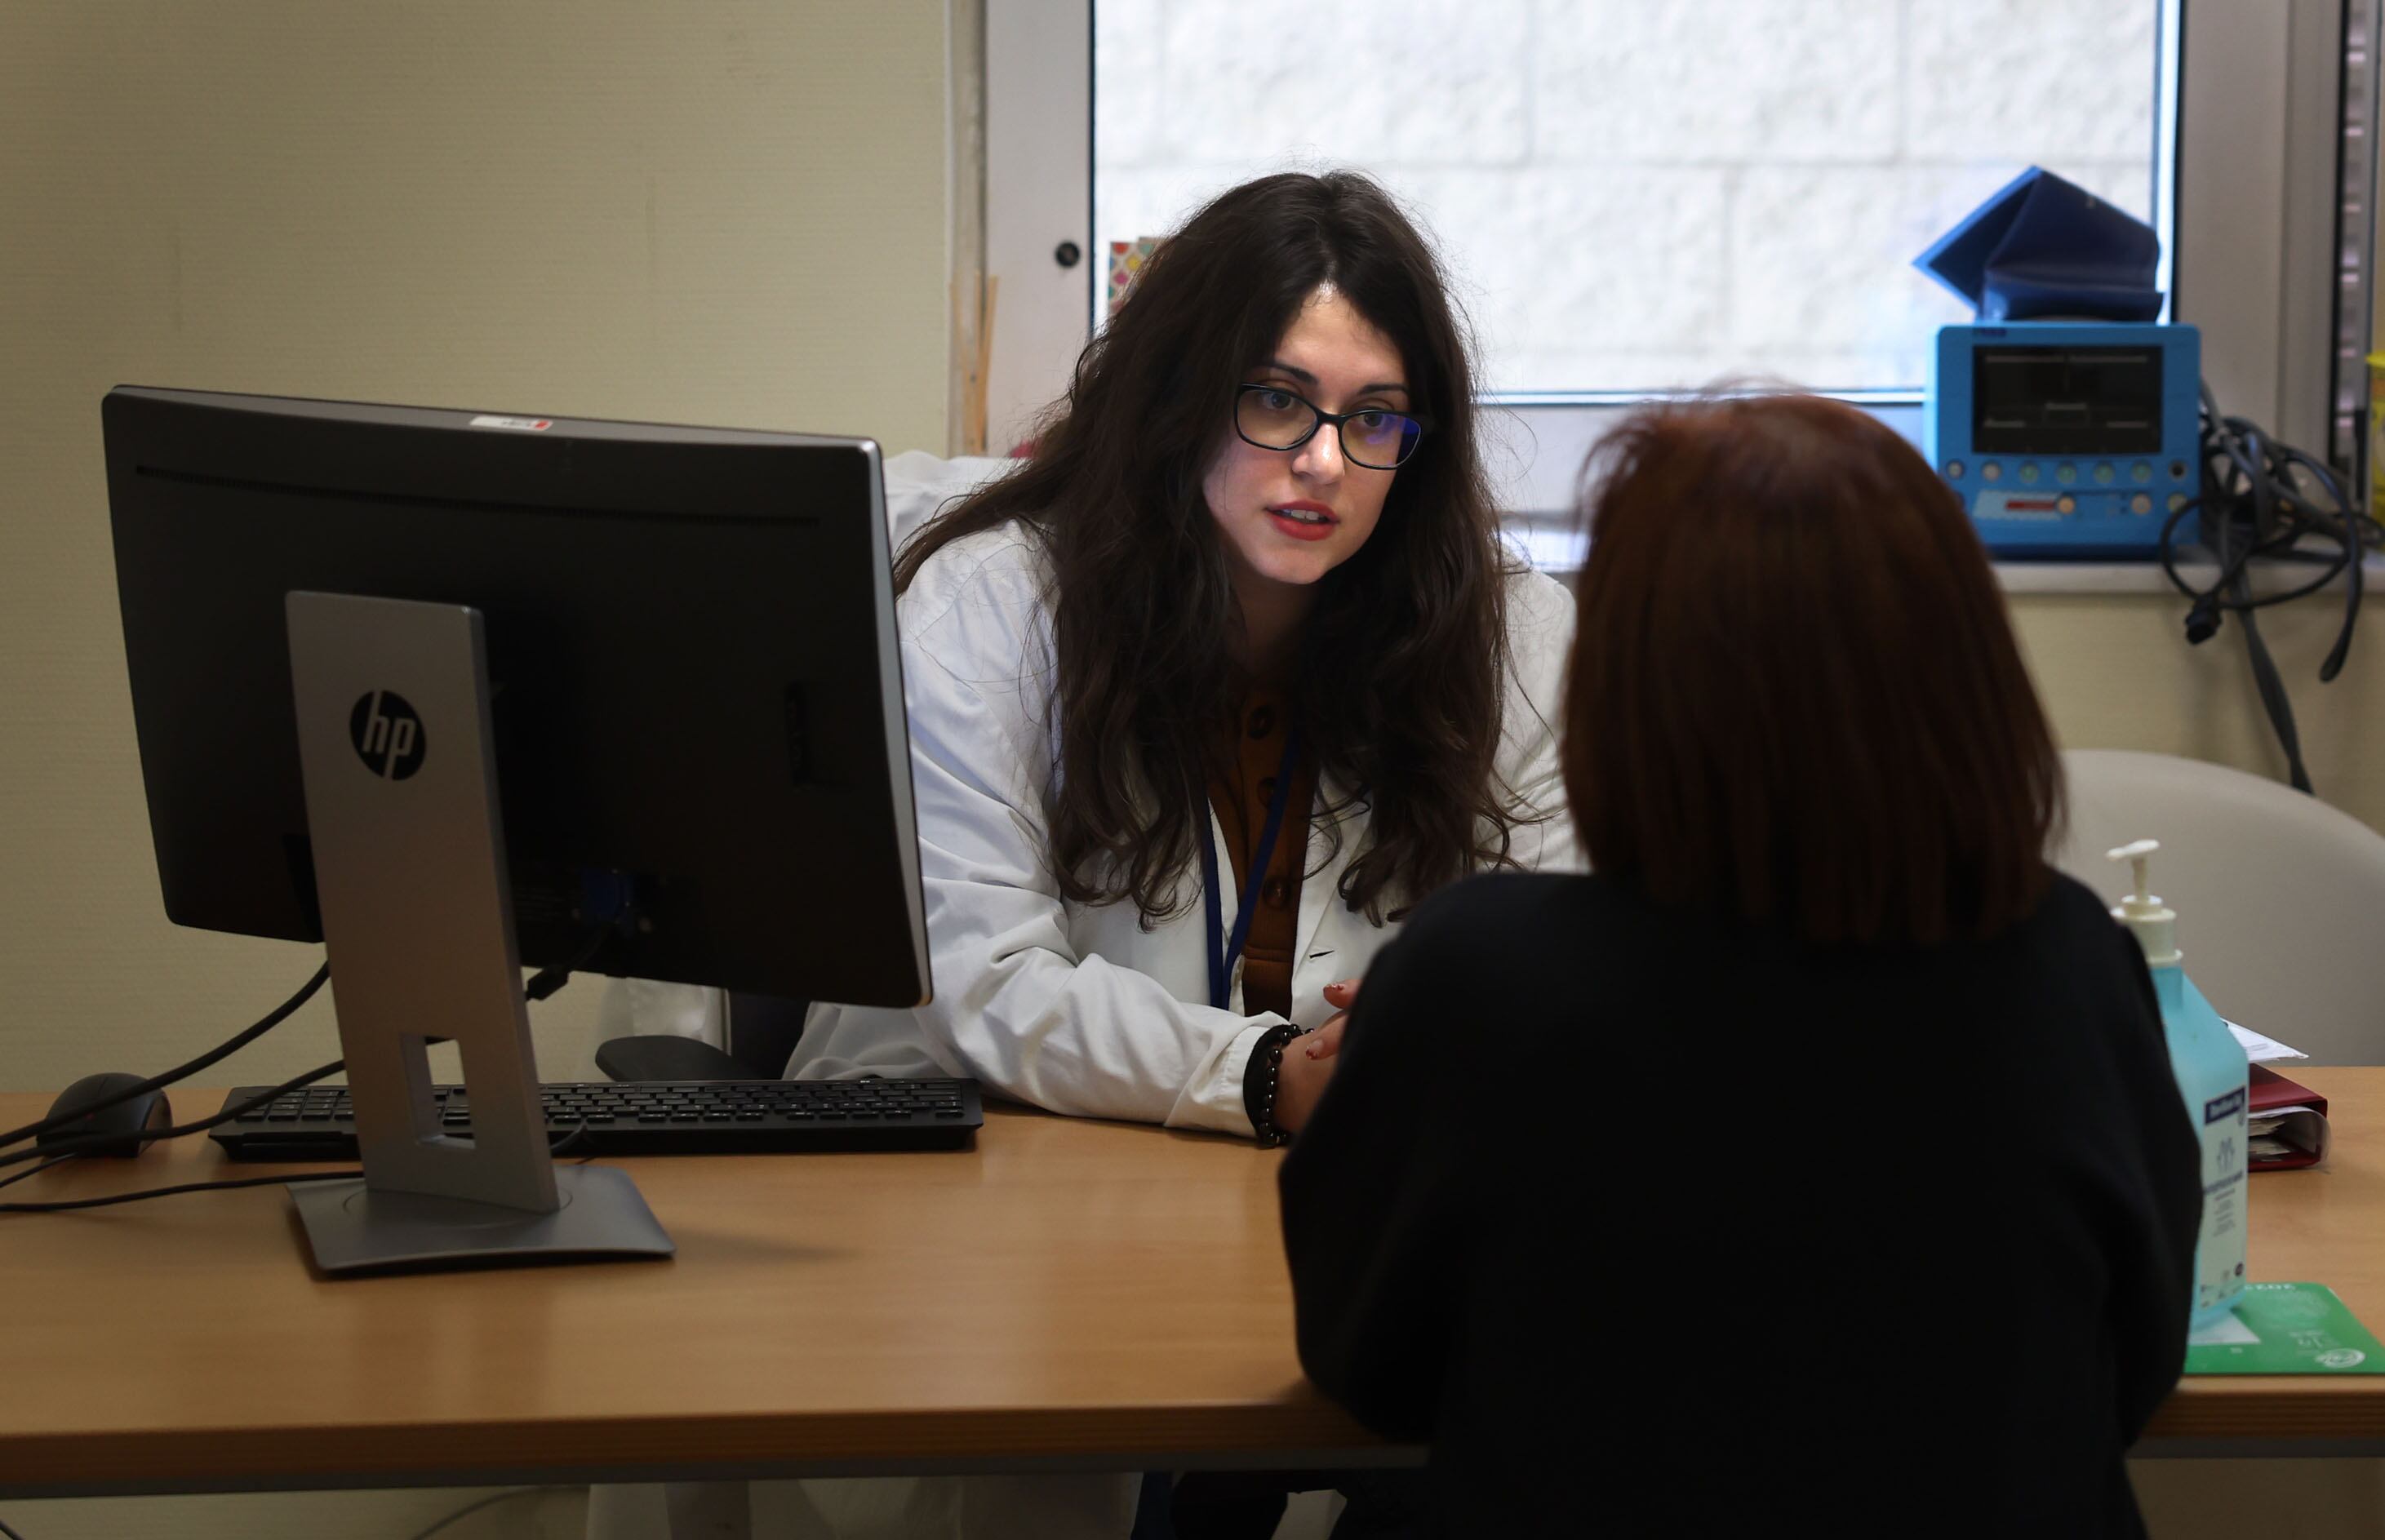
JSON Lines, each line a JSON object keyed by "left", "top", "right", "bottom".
{"left": 1244, "top": 1022, "right": 1304, "bottom": 1148}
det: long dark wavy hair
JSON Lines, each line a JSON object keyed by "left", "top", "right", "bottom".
{"left": 897, "top": 171, "right": 1524, "bottom": 924}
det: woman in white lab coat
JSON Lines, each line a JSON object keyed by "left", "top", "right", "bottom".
{"left": 793, "top": 170, "right": 1576, "bottom": 1146}
{"left": 593, "top": 170, "right": 1575, "bottom": 1540}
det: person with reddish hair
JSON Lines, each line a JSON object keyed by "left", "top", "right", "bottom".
{"left": 1279, "top": 393, "right": 2201, "bottom": 1537}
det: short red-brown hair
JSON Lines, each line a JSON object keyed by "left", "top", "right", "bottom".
{"left": 1564, "top": 393, "right": 2064, "bottom": 945}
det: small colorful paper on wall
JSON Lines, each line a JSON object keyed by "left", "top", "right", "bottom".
{"left": 1108, "top": 237, "right": 1161, "bottom": 317}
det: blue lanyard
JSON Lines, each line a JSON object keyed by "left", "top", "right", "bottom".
{"left": 1199, "top": 730, "right": 1302, "bottom": 1010}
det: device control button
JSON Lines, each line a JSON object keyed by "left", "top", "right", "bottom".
{"left": 2132, "top": 461, "right": 2153, "bottom": 483}
{"left": 2130, "top": 493, "right": 2152, "bottom": 514}
{"left": 1944, "top": 459, "right": 1965, "bottom": 480}
{"left": 1980, "top": 461, "right": 2001, "bottom": 482}
{"left": 2170, "top": 460, "right": 2189, "bottom": 480}
{"left": 2018, "top": 462, "right": 2040, "bottom": 485}
{"left": 2054, "top": 462, "right": 2077, "bottom": 485}
{"left": 2056, "top": 495, "right": 2077, "bottom": 515}
{"left": 2094, "top": 462, "right": 2116, "bottom": 485}
{"left": 2169, "top": 492, "right": 2188, "bottom": 513}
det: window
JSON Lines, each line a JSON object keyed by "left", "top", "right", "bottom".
{"left": 986, "top": 0, "right": 2362, "bottom": 517}
{"left": 1094, "top": 0, "right": 2173, "bottom": 398}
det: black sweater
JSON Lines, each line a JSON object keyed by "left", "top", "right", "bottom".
{"left": 1280, "top": 871, "right": 2201, "bottom": 1538}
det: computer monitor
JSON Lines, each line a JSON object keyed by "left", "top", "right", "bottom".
{"left": 101, "top": 385, "right": 930, "bottom": 1274}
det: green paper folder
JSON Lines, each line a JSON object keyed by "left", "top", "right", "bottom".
{"left": 2184, "top": 1283, "right": 2385, "bottom": 1375}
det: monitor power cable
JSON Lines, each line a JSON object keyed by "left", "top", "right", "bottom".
{"left": 2156, "top": 381, "right": 2383, "bottom": 795}
{"left": 0, "top": 1060, "right": 593, "bottom": 1212}
{"left": 0, "top": 962, "right": 330, "bottom": 1156}
{"left": 0, "top": 907, "right": 629, "bottom": 1162}
{"left": 0, "top": 1056, "right": 350, "bottom": 1176}
{"left": 1, "top": 917, "right": 619, "bottom": 1211}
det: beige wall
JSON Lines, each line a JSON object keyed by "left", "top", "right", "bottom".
{"left": 0, "top": 0, "right": 954, "bottom": 1099}
{"left": 2018, "top": 588, "right": 2385, "bottom": 827}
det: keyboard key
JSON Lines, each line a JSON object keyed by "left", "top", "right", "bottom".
{"left": 211, "top": 1078, "right": 982, "bottom": 1156}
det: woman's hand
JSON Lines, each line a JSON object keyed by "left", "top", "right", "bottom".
{"left": 1313, "top": 976, "right": 1360, "bottom": 1056}
{"left": 1271, "top": 977, "right": 1361, "bottom": 1135}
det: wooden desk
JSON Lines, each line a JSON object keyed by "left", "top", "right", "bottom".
{"left": 2139, "top": 1064, "right": 2385, "bottom": 1455}
{"left": 0, "top": 1095, "right": 1387, "bottom": 1499}
{"left": 9, "top": 1068, "right": 2385, "bottom": 1498}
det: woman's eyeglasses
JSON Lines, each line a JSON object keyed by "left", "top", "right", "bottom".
{"left": 1233, "top": 384, "right": 1428, "bottom": 470}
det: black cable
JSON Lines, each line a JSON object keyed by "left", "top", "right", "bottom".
{"left": 0, "top": 1513, "right": 27, "bottom": 1540}
{"left": 525, "top": 921, "right": 614, "bottom": 1001}
{"left": 2227, "top": 530, "right": 2314, "bottom": 794}
{"left": 4, "top": 1114, "right": 601, "bottom": 1213}
{"left": 0, "top": 1153, "right": 77, "bottom": 1195}
{"left": 5, "top": 914, "right": 619, "bottom": 1162}
{"left": 0, "top": 962, "right": 330, "bottom": 1154}
{"left": 0, "top": 1057, "right": 350, "bottom": 1171}
{"left": 404, "top": 1486, "right": 582, "bottom": 1540}
{"left": 0, "top": 1060, "right": 612, "bottom": 1172}
{"left": 0, "top": 1169, "right": 368, "bottom": 1214}
{"left": 2155, "top": 380, "right": 2381, "bottom": 795}
{"left": 3, "top": 912, "right": 620, "bottom": 1211}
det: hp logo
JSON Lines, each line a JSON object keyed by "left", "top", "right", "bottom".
{"left": 349, "top": 690, "right": 427, "bottom": 780}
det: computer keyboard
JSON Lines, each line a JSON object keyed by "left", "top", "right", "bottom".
{"left": 209, "top": 1077, "right": 984, "bottom": 1161}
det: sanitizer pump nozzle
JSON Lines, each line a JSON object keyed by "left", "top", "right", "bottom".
{"left": 2106, "top": 838, "right": 2178, "bottom": 966}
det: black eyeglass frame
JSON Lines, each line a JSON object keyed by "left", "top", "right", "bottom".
{"left": 1232, "top": 384, "right": 1432, "bottom": 470}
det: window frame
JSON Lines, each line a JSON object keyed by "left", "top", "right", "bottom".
{"left": 986, "top": 0, "right": 2353, "bottom": 517}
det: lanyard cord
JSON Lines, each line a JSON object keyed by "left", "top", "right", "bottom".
{"left": 1198, "top": 730, "right": 1302, "bottom": 1010}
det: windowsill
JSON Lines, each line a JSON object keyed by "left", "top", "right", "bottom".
{"left": 1503, "top": 507, "right": 2383, "bottom": 600}
{"left": 1993, "top": 553, "right": 2385, "bottom": 597}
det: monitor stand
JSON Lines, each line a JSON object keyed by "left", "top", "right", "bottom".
{"left": 281, "top": 591, "right": 673, "bottom": 1276}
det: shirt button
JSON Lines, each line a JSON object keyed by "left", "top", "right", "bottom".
{"left": 1247, "top": 705, "right": 1275, "bottom": 739}
{"left": 1258, "top": 776, "right": 1277, "bottom": 800}
{"left": 1262, "top": 876, "right": 1290, "bottom": 908}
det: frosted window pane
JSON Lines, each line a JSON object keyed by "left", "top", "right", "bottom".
{"left": 1094, "top": 0, "right": 2164, "bottom": 395}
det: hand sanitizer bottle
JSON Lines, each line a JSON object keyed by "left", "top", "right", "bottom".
{"left": 2108, "top": 841, "right": 2249, "bottom": 1331}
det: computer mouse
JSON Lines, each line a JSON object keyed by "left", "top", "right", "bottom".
{"left": 37, "top": 1072, "right": 173, "bottom": 1156}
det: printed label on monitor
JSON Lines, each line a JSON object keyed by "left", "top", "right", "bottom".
{"left": 468, "top": 415, "right": 553, "bottom": 432}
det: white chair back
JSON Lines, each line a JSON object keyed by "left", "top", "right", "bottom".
{"left": 2054, "top": 749, "right": 2385, "bottom": 1064}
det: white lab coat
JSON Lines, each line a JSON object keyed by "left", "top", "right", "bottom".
{"left": 600, "top": 480, "right": 1581, "bottom": 1129}
{"left": 785, "top": 520, "right": 1581, "bottom": 1130}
